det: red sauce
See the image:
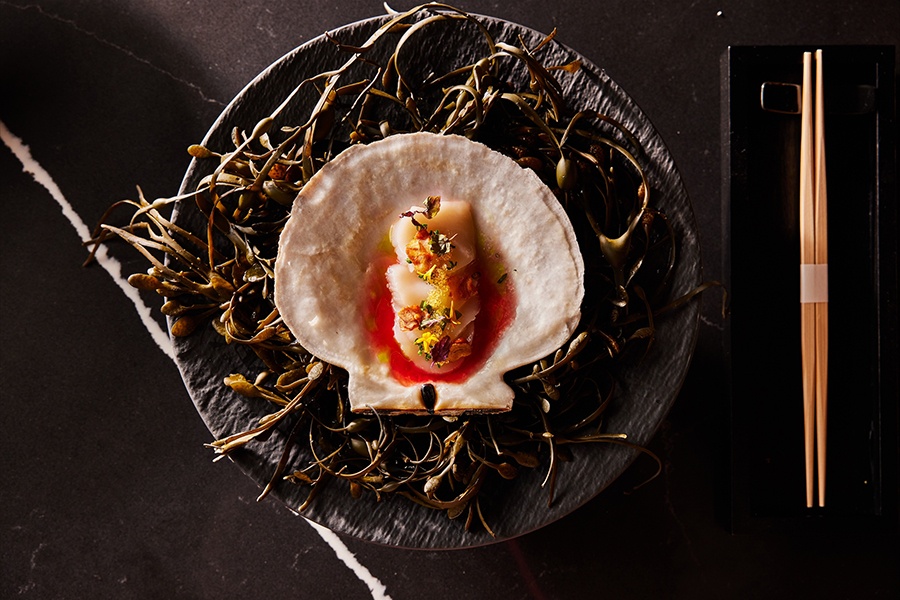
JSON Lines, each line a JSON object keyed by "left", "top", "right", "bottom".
{"left": 364, "top": 255, "right": 516, "bottom": 386}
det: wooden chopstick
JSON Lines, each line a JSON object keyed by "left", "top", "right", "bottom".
{"left": 799, "top": 50, "right": 828, "bottom": 508}
{"left": 813, "top": 49, "right": 828, "bottom": 508}
{"left": 799, "top": 51, "right": 816, "bottom": 508}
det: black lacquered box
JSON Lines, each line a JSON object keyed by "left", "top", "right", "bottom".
{"left": 722, "top": 46, "right": 898, "bottom": 533}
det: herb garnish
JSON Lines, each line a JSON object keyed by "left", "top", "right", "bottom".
{"left": 400, "top": 195, "right": 441, "bottom": 229}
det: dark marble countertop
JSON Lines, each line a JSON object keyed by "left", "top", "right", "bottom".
{"left": 2, "top": 1, "right": 897, "bottom": 598}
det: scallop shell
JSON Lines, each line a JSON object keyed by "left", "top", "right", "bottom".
{"left": 275, "top": 132, "right": 584, "bottom": 414}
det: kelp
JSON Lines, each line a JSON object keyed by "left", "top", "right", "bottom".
{"left": 86, "top": 3, "right": 698, "bottom": 535}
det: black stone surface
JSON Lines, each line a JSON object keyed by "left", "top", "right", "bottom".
{"left": 2, "top": 1, "right": 898, "bottom": 598}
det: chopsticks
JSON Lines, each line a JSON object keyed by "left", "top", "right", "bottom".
{"left": 799, "top": 50, "right": 828, "bottom": 508}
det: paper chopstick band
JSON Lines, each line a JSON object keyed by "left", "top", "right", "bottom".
{"left": 800, "top": 263, "right": 829, "bottom": 303}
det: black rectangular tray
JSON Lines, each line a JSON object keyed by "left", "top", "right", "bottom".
{"left": 721, "top": 45, "right": 898, "bottom": 534}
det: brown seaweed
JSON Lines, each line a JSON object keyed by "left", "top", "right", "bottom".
{"left": 86, "top": 3, "right": 704, "bottom": 535}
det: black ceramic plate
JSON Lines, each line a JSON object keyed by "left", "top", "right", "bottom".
{"left": 171, "top": 13, "right": 701, "bottom": 549}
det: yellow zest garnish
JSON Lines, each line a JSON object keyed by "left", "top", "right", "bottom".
{"left": 415, "top": 331, "right": 441, "bottom": 355}
{"left": 448, "top": 300, "right": 460, "bottom": 325}
{"left": 421, "top": 264, "right": 436, "bottom": 282}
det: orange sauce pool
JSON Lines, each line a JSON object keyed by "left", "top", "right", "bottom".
{"left": 364, "top": 255, "right": 516, "bottom": 386}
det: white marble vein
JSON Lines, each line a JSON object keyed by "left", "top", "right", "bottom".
{"left": 1, "top": 119, "right": 391, "bottom": 600}
{"left": 1, "top": 2, "right": 225, "bottom": 106}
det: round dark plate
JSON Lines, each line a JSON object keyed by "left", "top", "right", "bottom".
{"left": 171, "top": 12, "right": 701, "bottom": 549}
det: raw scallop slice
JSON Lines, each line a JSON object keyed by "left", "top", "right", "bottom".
{"left": 390, "top": 199, "right": 477, "bottom": 270}
{"left": 387, "top": 260, "right": 482, "bottom": 375}
{"left": 275, "top": 132, "right": 584, "bottom": 414}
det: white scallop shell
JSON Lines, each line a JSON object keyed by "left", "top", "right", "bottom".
{"left": 275, "top": 132, "right": 584, "bottom": 414}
